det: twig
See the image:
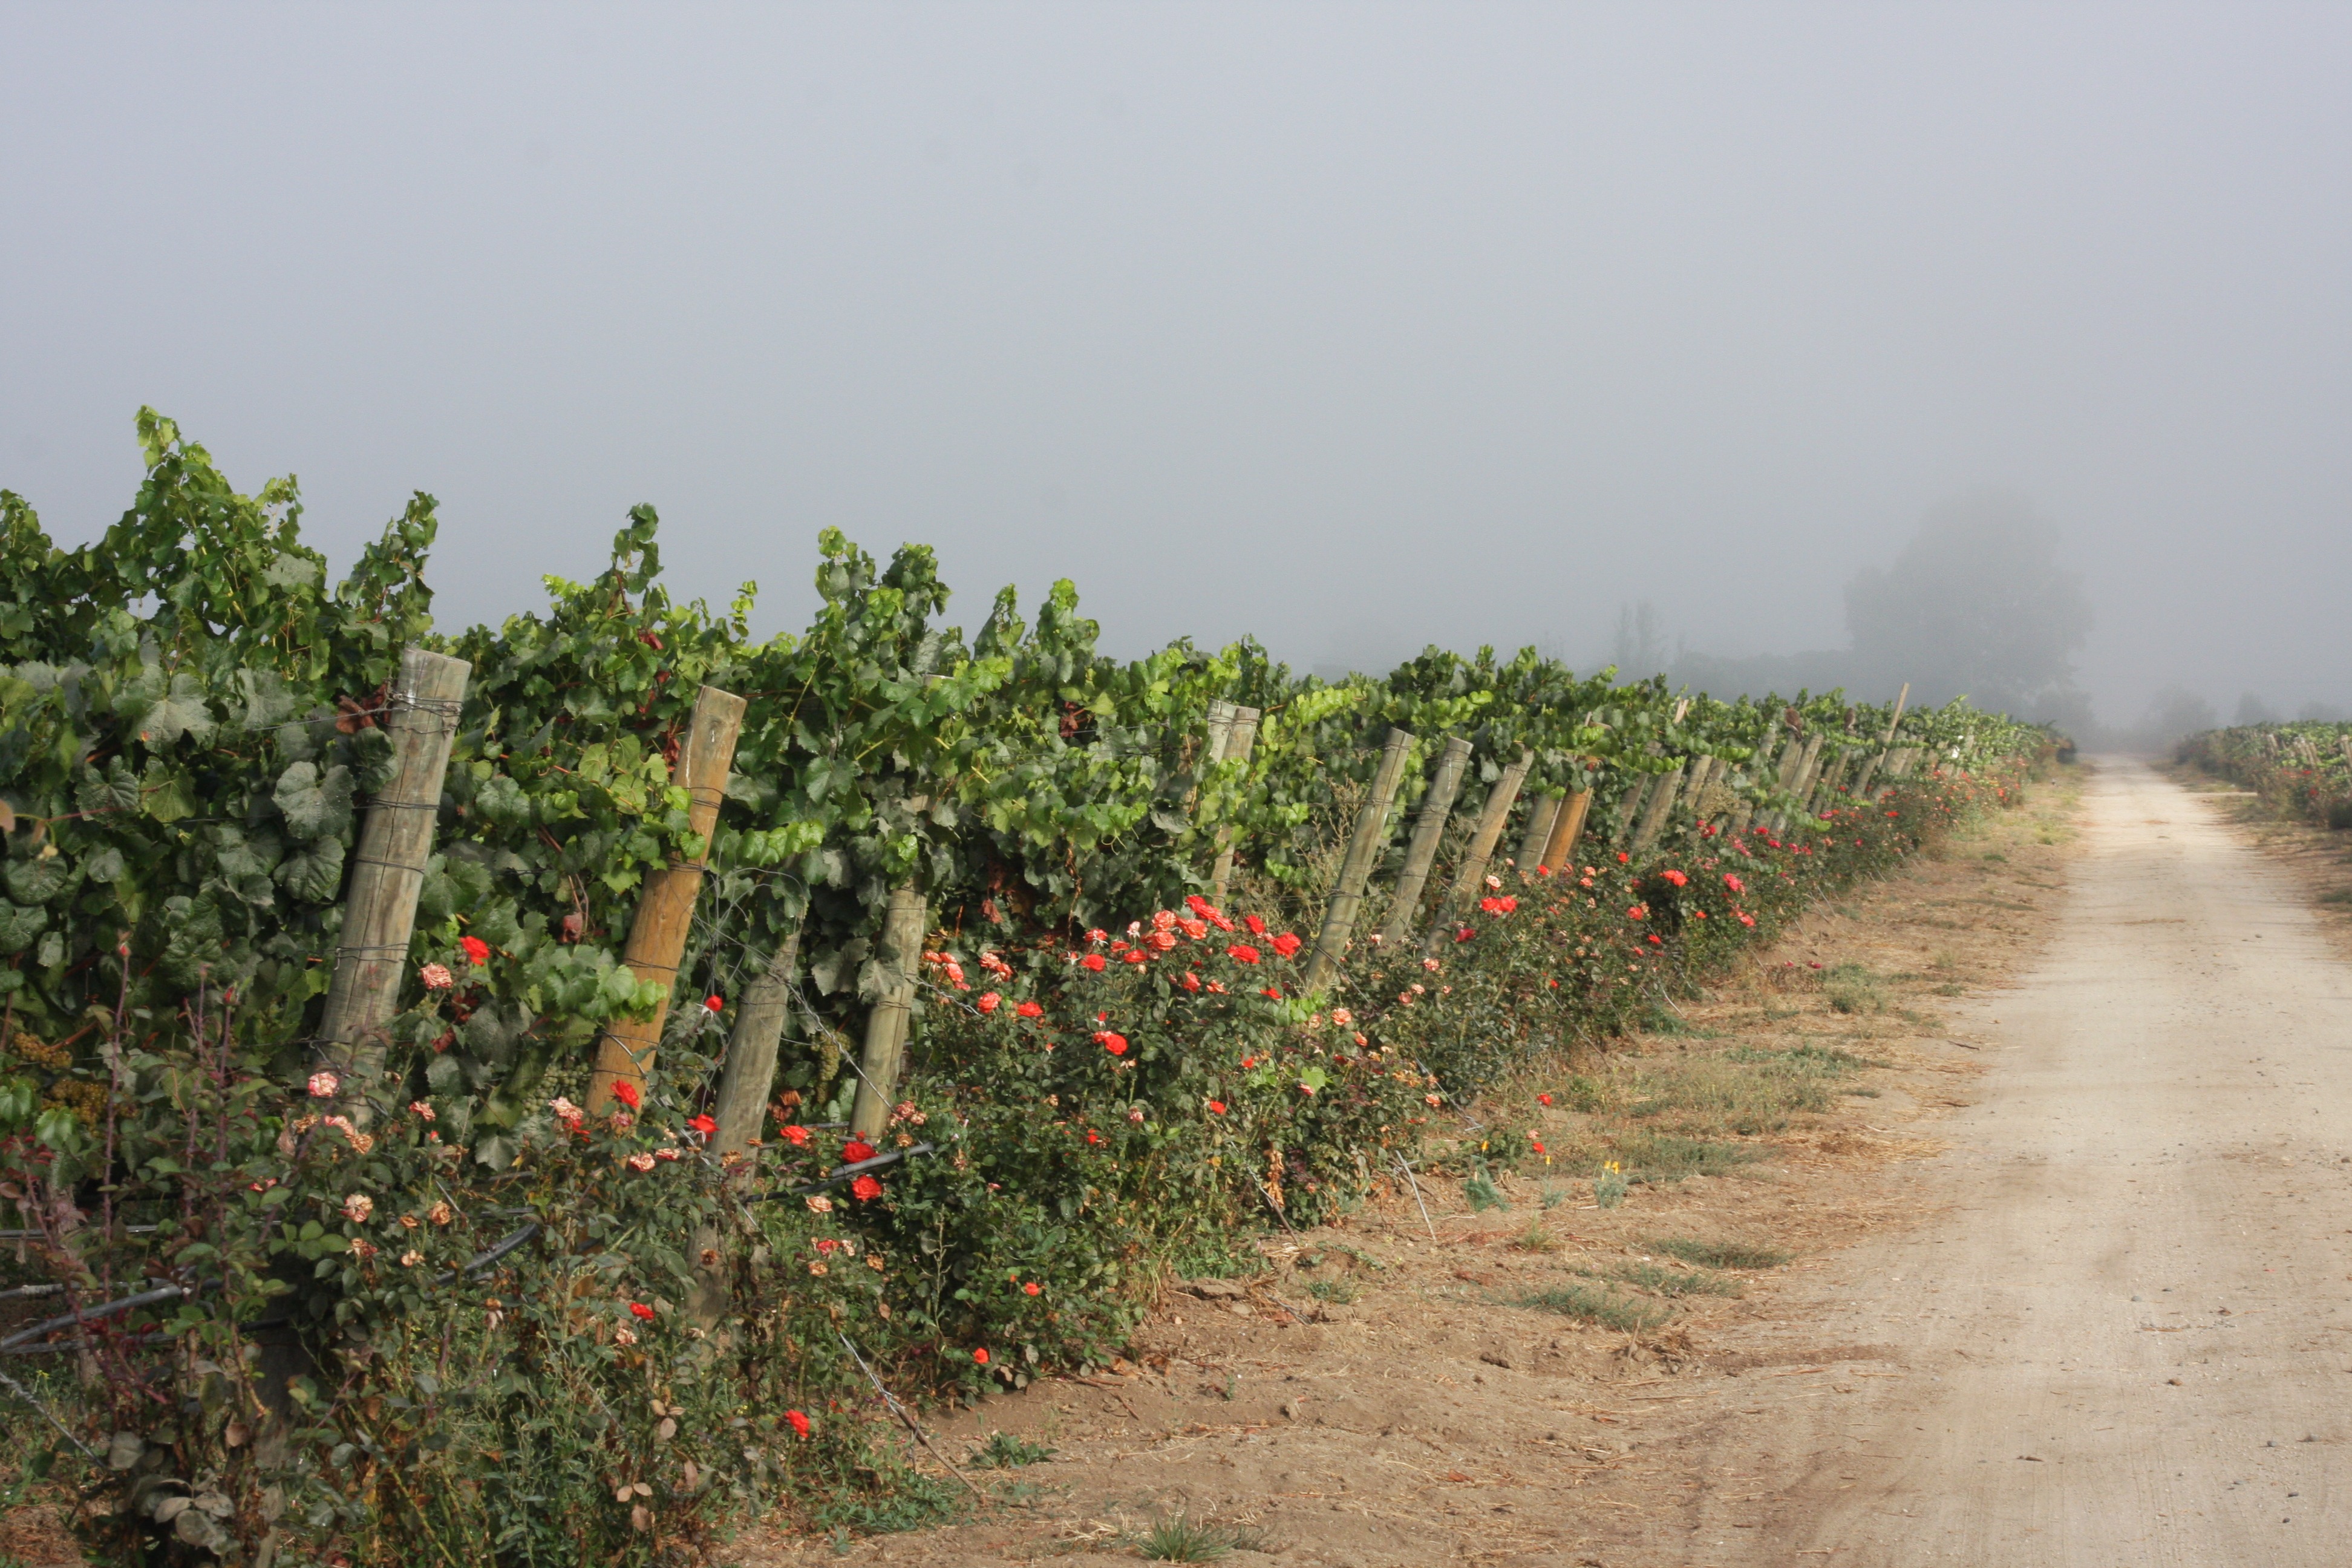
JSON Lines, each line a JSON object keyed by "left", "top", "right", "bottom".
{"left": 1250, "top": 1176, "right": 1299, "bottom": 1236}
{"left": 0, "top": 1364, "right": 96, "bottom": 1459}
{"left": 835, "top": 1332, "right": 987, "bottom": 1502}
{"left": 1393, "top": 1154, "right": 1438, "bottom": 1242}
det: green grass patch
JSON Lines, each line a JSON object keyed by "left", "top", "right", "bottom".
{"left": 1515, "top": 1283, "right": 1674, "bottom": 1333}
{"left": 1651, "top": 1236, "right": 1792, "bottom": 1270}
{"left": 2319, "top": 888, "right": 2352, "bottom": 907}
{"left": 1589, "top": 1260, "right": 1742, "bottom": 1298}
{"left": 1563, "top": 1130, "right": 1761, "bottom": 1183}
{"left": 1133, "top": 1514, "right": 1268, "bottom": 1561}
{"left": 969, "top": 1431, "right": 1056, "bottom": 1469}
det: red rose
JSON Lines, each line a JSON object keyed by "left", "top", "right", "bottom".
{"left": 780, "top": 1122, "right": 811, "bottom": 1146}
{"left": 842, "top": 1138, "right": 876, "bottom": 1163}
{"left": 1270, "top": 932, "right": 1302, "bottom": 959}
{"left": 1207, "top": 1100, "right": 1227, "bottom": 1114}
{"left": 786, "top": 1409, "right": 812, "bottom": 1437}
{"left": 1094, "top": 1031, "right": 1129, "bottom": 1056}
{"left": 629, "top": 1301, "right": 655, "bottom": 1321}
{"left": 1081, "top": 953, "right": 1107, "bottom": 973}
{"left": 1244, "top": 914, "right": 1266, "bottom": 936}
{"left": 612, "top": 1080, "right": 642, "bottom": 1111}
{"left": 1016, "top": 1000, "right": 1044, "bottom": 1019}
{"left": 1227, "top": 944, "right": 1260, "bottom": 964}
{"left": 688, "top": 1113, "right": 716, "bottom": 1135}
{"left": 973, "top": 1348, "right": 990, "bottom": 1365}
{"left": 851, "top": 1174, "right": 884, "bottom": 1201}
{"left": 459, "top": 935, "right": 489, "bottom": 966}
{"left": 977, "top": 991, "right": 1002, "bottom": 1014}
{"left": 1180, "top": 971, "right": 1202, "bottom": 992}
{"left": 704, "top": 994, "right": 725, "bottom": 1013}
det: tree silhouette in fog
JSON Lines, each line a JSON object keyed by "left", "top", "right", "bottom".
{"left": 1843, "top": 489, "right": 2092, "bottom": 722}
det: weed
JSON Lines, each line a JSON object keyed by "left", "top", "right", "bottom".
{"left": 970, "top": 1431, "right": 1056, "bottom": 1469}
{"left": 1821, "top": 962, "right": 1888, "bottom": 1014}
{"left": 1982, "top": 851, "right": 2008, "bottom": 862}
{"left": 1514, "top": 1220, "right": 1561, "bottom": 1253}
{"left": 1596, "top": 1260, "right": 1740, "bottom": 1298}
{"left": 1515, "top": 1284, "right": 1673, "bottom": 1333}
{"left": 1540, "top": 1183, "right": 1568, "bottom": 1210}
{"left": 1932, "top": 981, "right": 1965, "bottom": 996}
{"left": 1593, "top": 1161, "right": 1628, "bottom": 1208}
{"left": 1464, "top": 1171, "right": 1509, "bottom": 1211}
{"left": 2319, "top": 889, "right": 2352, "bottom": 907}
{"left": 1642, "top": 1007, "right": 1719, "bottom": 1039}
{"left": 1303, "top": 1278, "right": 1359, "bottom": 1304}
{"left": 1651, "top": 1236, "right": 1792, "bottom": 1270}
{"left": 1134, "top": 1513, "right": 1256, "bottom": 1561}
{"left": 1562, "top": 1131, "right": 1760, "bottom": 1184}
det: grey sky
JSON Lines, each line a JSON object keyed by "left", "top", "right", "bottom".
{"left": 4, "top": 3, "right": 2347, "bottom": 722}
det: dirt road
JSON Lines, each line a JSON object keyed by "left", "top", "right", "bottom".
{"left": 1676, "top": 757, "right": 2352, "bottom": 1563}
{"left": 743, "top": 759, "right": 2352, "bottom": 1567}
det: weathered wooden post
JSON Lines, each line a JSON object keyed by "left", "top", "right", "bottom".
{"left": 1422, "top": 749, "right": 1531, "bottom": 956}
{"left": 587, "top": 685, "right": 747, "bottom": 1114}
{"left": 1679, "top": 756, "right": 1719, "bottom": 828}
{"left": 1540, "top": 766, "right": 1596, "bottom": 871}
{"left": 1774, "top": 734, "right": 1825, "bottom": 831}
{"left": 1192, "top": 699, "right": 1238, "bottom": 814}
{"left": 1513, "top": 794, "right": 1561, "bottom": 870}
{"left": 708, "top": 929, "right": 803, "bottom": 1161}
{"left": 1851, "top": 684, "right": 1910, "bottom": 797}
{"left": 1206, "top": 705, "right": 1262, "bottom": 904}
{"left": 850, "top": 884, "right": 929, "bottom": 1138}
{"left": 1299, "top": 728, "right": 1415, "bottom": 991}
{"left": 1610, "top": 762, "right": 1657, "bottom": 843}
{"left": 1630, "top": 759, "right": 1686, "bottom": 852}
{"left": 318, "top": 646, "right": 472, "bottom": 1114}
{"left": 1376, "top": 736, "right": 1472, "bottom": 947}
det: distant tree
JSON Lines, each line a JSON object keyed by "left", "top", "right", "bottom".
{"left": 2140, "top": 686, "right": 2219, "bottom": 743}
{"left": 1610, "top": 601, "right": 1670, "bottom": 678}
{"left": 2234, "top": 692, "right": 2275, "bottom": 727}
{"left": 2294, "top": 699, "right": 2345, "bottom": 723}
{"left": 1843, "top": 489, "right": 2092, "bottom": 723}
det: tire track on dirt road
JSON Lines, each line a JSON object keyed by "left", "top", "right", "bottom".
{"left": 1679, "top": 757, "right": 2352, "bottom": 1566}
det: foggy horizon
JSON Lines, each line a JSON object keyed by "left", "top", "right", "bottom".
{"left": 5, "top": 4, "right": 2348, "bottom": 733}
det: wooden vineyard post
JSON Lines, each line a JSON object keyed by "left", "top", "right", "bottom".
{"left": 1774, "top": 734, "right": 1824, "bottom": 831}
{"left": 1375, "top": 736, "right": 1473, "bottom": 947}
{"left": 586, "top": 685, "right": 747, "bottom": 1115}
{"left": 1191, "top": 700, "right": 1238, "bottom": 813}
{"left": 318, "top": 647, "right": 472, "bottom": 1114}
{"left": 1679, "top": 756, "right": 1719, "bottom": 829}
{"left": 1300, "top": 728, "right": 1416, "bottom": 991}
{"left": 1630, "top": 760, "right": 1685, "bottom": 852}
{"left": 1513, "top": 794, "right": 1561, "bottom": 871}
{"left": 1852, "top": 683, "right": 1910, "bottom": 798}
{"left": 1541, "top": 783, "right": 1593, "bottom": 871}
{"left": 850, "top": 885, "right": 929, "bottom": 1138}
{"left": 708, "top": 929, "right": 803, "bottom": 1162}
{"left": 1423, "top": 749, "right": 1532, "bottom": 957}
{"left": 1610, "top": 756, "right": 1662, "bottom": 843}
{"left": 1207, "top": 705, "right": 1262, "bottom": 904}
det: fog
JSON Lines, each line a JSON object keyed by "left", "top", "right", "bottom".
{"left": 4, "top": 4, "right": 2349, "bottom": 738}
